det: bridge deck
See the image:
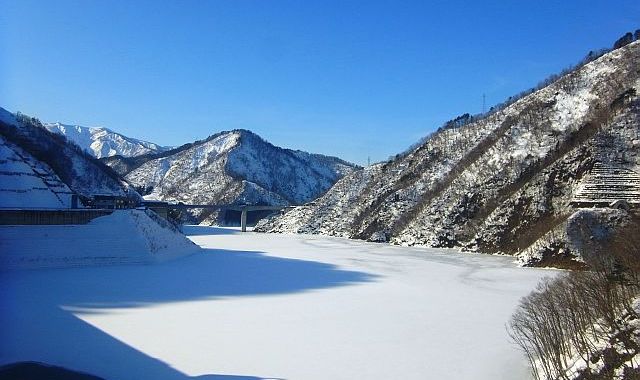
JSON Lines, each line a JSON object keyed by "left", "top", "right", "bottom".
{"left": 157, "top": 203, "right": 294, "bottom": 232}
{"left": 168, "top": 204, "right": 291, "bottom": 212}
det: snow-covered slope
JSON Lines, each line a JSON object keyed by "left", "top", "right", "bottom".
{"left": 0, "top": 135, "right": 74, "bottom": 208}
{"left": 0, "top": 209, "right": 199, "bottom": 269}
{"left": 44, "top": 122, "right": 169, "bottom": 158}
{"left": 257, "top": 40, "right": 640, "bottom": 267}
{"left": 107, "top": 129, "right": 358, "bottom": 224}
{"left": 0, "top": 108, "right": 139, "bottom": 202}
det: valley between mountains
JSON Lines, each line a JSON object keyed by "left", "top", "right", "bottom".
{"left": 2, "top": 26, "right": 640, "bottom": 380}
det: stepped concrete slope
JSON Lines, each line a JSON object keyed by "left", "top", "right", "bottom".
{"left": 0, "top": 210, "right": 199, "bottom": 270}
{"left": 0, "top": 135, "right": 74, "bottom": 208}
{"left": 572, "top": 162, "right": 640, "bottom": 206}
{"left": 0, "top": 108, "right": 139, "bottom": 200}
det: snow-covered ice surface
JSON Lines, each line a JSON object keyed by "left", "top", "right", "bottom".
{"left": 0, "top": 226, "right": 551, "bottom": 380}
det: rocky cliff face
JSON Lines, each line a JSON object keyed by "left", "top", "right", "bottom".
{"left": 257, "top": 41, "right": 640, "bottom": 267}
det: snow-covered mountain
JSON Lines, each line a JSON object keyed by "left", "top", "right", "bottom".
{"left": 44, "top": 122, "right": 169, "bottom": 158}
{"left": 104, "top": 129, "right": 358, "bottom": 224}
{"left": 0, "top": 108, "right": 139, "bottom": 205}
{"left": 257, "top": 39, "right": 640, "bottom": 267}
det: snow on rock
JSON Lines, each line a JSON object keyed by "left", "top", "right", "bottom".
{"left": 256, "top": 164, "right": 383, "bottom": 237}
{"left": 127, "top": 132, "right": 240, "bottom": 194}
{"left": 0, "top": 209, "right": 199, "bottom": 270}
{"left": 44, "top": 122, "right": 169, "bottom": 159}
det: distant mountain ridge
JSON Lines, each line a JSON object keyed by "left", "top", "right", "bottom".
{"left": 104, "top": 129, "right": 359, "bottom": 224}
{"left": 44, "top": 122, "right": 170, "bottom": 158}
{"left": 1, "top": 107, "right": 358, "bottom": 223}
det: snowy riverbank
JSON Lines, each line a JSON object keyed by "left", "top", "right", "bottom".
{"left": 0, "top": 226, "right": 551, "bottom": 379}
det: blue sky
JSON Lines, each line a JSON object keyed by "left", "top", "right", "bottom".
{"left": 1, "top": 0, "right": 638, "bottom": 165}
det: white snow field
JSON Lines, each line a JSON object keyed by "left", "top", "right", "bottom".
{"left": 0, "top": 226, "right": 551, "bottom": 380}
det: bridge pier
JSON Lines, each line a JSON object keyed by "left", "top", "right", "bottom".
{"left": 164, "top": 203, "right": 291, "bottom": 231}
{"left": 240, "top": 209, "right": 247, "bottom": 232}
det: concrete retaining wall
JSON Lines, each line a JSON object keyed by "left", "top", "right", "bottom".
{"left": 0, "top": 209, "right": 113, "bottom": 225}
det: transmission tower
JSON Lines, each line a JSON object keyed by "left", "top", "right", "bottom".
{"left": 482, "top": 93, "right": 486, "bottom": 114}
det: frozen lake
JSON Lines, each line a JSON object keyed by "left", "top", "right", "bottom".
{"left": 0, "top": 226, "right": 551, "bottom": 380}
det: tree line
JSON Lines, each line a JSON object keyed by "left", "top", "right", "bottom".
{"left": 509, "top": 214, "right": 640, "bottom": 379}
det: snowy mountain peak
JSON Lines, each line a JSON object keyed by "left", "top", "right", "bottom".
{"left": 44, "top": 122, "right": 170, "bottom": 159}
{"left": 105, "top": 128, "right": 359, "bottom": 225}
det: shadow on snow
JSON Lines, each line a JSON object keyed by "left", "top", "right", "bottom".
{"left": 1, "top": 247, "right": 375, "bottom": 380}
{"left": 11, "top": 248, "right": 375, "bottom": 308}
{"left": 182, "top": 226, "right": 244, "bottom": 236}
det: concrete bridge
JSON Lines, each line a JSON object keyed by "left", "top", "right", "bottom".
{"left": 144, "top": 202, "right": 292, "bottom": 232}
